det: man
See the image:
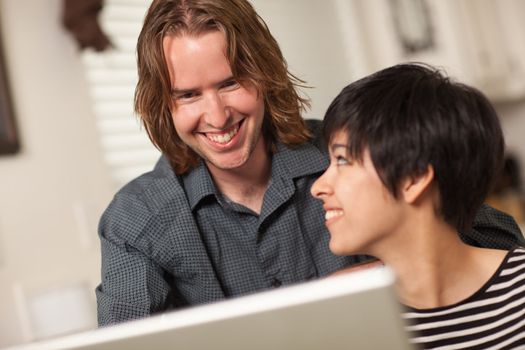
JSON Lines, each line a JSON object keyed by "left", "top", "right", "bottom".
{"left": 96, "top": 0, "right": 523, "bottom": 326}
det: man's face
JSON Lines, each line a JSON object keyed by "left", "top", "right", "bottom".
{"left": 162, "top": 30, "right": 266, "bottom": 173}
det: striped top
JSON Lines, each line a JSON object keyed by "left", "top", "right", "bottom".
{"left": 403, "top": 247, "right": 525, "bottom": 350}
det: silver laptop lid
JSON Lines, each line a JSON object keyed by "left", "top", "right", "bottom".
{"left": 3, "top": 267, "right": 413, "bottom": 350}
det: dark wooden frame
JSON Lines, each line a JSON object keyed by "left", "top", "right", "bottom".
{"left": 0, "top": 34, "right": 19, "bottom": 155}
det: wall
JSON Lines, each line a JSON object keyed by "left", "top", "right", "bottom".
{"left": 495, "top": 100, "right": 525, "bottom": 192}
{"left": 251, "top": 0, "right": 354, "bottom": 119}
{"left": 0, "top": 0, "right": 114, "bottom": 346}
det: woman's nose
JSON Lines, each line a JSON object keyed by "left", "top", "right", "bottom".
{"left": 311, "top": 170, "right": 332, "bottom": 200}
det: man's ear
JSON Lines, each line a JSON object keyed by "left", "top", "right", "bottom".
{"left": 401, "top": 165, "right": 435, "bottom": 204}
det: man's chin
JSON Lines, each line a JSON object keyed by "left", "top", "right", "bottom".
{"left": 204, "top": 155, "right": 249, "bottom": 172}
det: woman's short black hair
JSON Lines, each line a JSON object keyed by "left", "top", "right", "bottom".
{"left": 323, "top": 63, "right": 505, "bottom": 231}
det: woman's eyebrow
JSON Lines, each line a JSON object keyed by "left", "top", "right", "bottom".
{"left": 330, "top": 144, "right": 347, "bottom": 152}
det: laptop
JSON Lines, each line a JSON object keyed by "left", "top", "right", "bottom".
{"left": 4, "top": 267, "right": 414, "bottom": 350}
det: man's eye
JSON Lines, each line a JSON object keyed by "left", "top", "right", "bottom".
{"left": 175, "top": 92, "right": 196, "bottom": 100}
{"left": 221, "top": 79, "right": 240, "bottom": 89}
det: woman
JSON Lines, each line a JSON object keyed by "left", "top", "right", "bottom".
{"left": 311, "top": 63, "right": 525, "bottom": 349}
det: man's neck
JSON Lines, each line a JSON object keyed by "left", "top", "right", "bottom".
{"left": 206, "top": 137, "right": 272, "bottom": 214}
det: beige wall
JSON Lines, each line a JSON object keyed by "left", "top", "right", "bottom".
{"left": 0, "top": 0, "right": 113, "bottom": 346}
{"left": 251, "top": 0, "right": 354, "bottom": 120}
{"left": 496, "top": 100, "right": 525, "bottom": 182}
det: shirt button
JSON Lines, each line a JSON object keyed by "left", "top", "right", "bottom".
{"left": 271, "top": 278, "right": 282, "bottom": 288}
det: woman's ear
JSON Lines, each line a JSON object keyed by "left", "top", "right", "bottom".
{"left": 401, "top": 165, "right": 435, "bottom": 204}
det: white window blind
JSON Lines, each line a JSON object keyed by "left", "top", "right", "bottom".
{"left": 81, "top": 0, "right": 160, "bottom": 189}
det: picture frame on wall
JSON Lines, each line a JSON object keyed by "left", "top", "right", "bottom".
{"left": 0, "top": 34, "right": 19, "bottom": 155}
{"left": 390, "top": 0, "right": 434, "bottom": 54}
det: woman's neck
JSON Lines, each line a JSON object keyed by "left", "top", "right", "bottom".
{"left": 376, "top": 217, "right": 506, "bottom": 309}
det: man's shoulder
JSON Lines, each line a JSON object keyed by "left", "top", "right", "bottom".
{"left": 100, "top": 156, "right": 191, "bottom": 237}
{"left": 98, "top": 156, "right": 203, "bottom": 268}
{"left": 304, "top": 118, "right": 324, "bottom": 150}
{"left": 114, "top": 156, "right": 184, "bottom": 211}
{"left": 467, "top": 204, "right": 525, "bottom": 249}
{"left": 304, "top": 118, "right": 322, "bottom": 130}
{"left": 273, "top": 119, "right": 328, "bottom": 178}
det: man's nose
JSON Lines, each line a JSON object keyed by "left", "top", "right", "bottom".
{"left": 203, "top": 92, "right": 230, "bottom": 129}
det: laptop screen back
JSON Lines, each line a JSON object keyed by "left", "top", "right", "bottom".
{"left": 4, "top": 267, "right": 414, "bottom": 350}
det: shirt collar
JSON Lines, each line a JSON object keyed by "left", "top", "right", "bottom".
{"left": 182, "top": 140, "right": 328, "bottom": 210}
{"left": 182, "top": 160, "right": 219, "bottom": 211}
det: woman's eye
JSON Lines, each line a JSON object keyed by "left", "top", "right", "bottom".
{"left": 335, "top": 155, "right": 350, "bottom": 166}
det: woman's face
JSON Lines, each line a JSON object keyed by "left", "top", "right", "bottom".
{"left": 311, "top": 131, "right": 404, "bottom": 256}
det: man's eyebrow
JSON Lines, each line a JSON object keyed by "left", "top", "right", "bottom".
{"left": 171, "top": 87, "right": 196, "bottom": 96}
{"left": 171, "top": 76, "right": 236, "bottom": 96}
